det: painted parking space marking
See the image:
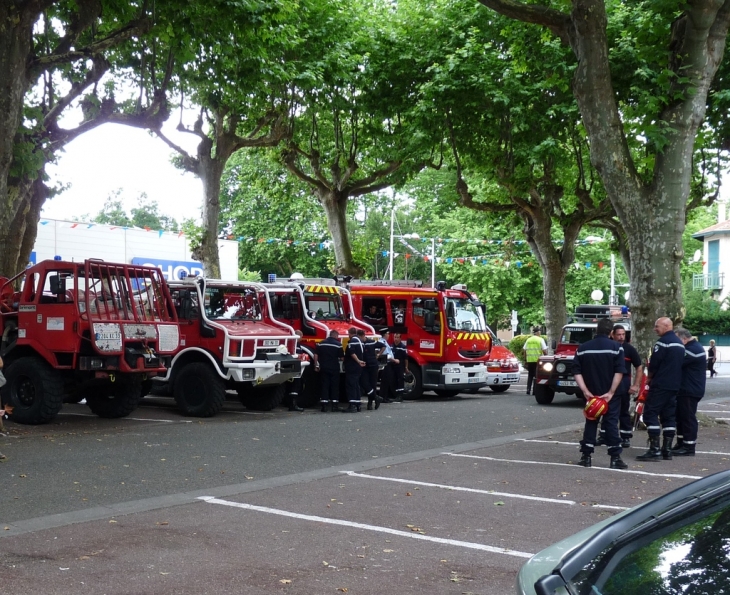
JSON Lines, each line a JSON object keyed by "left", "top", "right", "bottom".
{"left": 198, "top": 496, "right": 534, "bottom": 558}
{"left": 341, "top": 471, "right": 629, "bottom": 511}
{"left": 518, "top": 439, "right": 730, "bottom": 457}
{"left": 444, "top": 453, "right": 703, "bottom": 480}
{"left": 341, "top": 470, "right": 577, "bottom": 505}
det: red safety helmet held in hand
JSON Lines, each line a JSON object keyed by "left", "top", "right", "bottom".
{"left": 584, "top": 396, "right": 608, "bottom": 421}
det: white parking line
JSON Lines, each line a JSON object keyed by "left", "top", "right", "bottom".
{"left": 444, "top": 453, "right": 702, "bottom": 480}
{"left": 341, "top": 470, "right": 629, "bottom": 511}
{"left": 697, "top": 410, "right": 730, "bottom": 413}
{"left": 341, "top": 470, "right": 577, "bottom": 505}
{"left": 57, "top": 412, "right": 189, "bottom": 423}
{"left": 198, "top": 496, "right": 534, "bottom": 558}
{"left": 518, "top": 439, "right": 730, "bottom": 457}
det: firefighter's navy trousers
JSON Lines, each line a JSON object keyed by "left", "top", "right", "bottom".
{"left": 581, "top": 395, "right": 622, "bottom": 456}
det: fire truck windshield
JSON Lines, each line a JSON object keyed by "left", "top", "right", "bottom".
{"left": 561, "top": 325, "right": 595, "bottom": 344}
{"left": 304, "top": 292, "right": 345, "bottom": 321}
{"left": 448, "top": 298, "right": 487, "bottom": 332}
{"left": 204, "top": 286, "right": 262, "bottom": 321}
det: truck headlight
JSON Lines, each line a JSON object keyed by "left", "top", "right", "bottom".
{"left": 542, "top": 362, "right": 554, "bottom": 372}
{"left": 556, "top": 362, "right": 567, "bottom": 373}
{"left": 443, "top": 366, "right": 461, "bottom": 374}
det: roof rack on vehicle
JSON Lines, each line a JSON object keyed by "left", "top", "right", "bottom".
{"left": 347, "top": 279, "right": 424, "bottom": 288}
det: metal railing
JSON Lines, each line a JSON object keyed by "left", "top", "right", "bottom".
{"left": 692, "top": 272, "right": 724, "bottom": 290}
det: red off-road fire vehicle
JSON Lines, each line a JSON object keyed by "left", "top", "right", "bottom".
{"left": 150, "top": 277, "right": 304, "bottom": 416}
{"left": 264, "top": 277, "right": 375, "bottom": 406}
{"left": 0, "top": 259, "right": 180, "bottom": 424}
{"left": 533, "top": 304, "right": 631, "bottom": 405}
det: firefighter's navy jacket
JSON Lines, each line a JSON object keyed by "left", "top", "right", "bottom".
{"left": 647, "top": 330, "right": 685, "bottom": 390}
{"left": 316, "top": 337, "right": 343, "bottom": 373}
{"left": 678, "top": 338, "right": 707, "bottom": 398}
{"left": 344, "top": 336, "right": 364, "bottom": 372}
{"left": 619, "top": 342, "right": 642, "bottom": 394}
{"left": 362, "top": 337, "right": 383, "bottom": 367}
{"left": 392, "top": 340, "right": 408, "bottom": 365}
{"left": 572, "top": 334, "right": 625, "bottom": 395}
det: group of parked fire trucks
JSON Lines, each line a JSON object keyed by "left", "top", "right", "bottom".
{"left": 0, "top": 259, "right": 529, "bottom": 425}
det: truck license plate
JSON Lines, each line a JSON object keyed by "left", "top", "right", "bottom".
{"left": 558, "top": 380, "right": 577, "bottom": 387}
{"left": 263, "top": 340, "right": 279, "bottom": 346}
{"left": 467, "top": 377, "right": 481, "bottom": 384}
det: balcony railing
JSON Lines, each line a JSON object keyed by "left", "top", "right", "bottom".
{"left": 693, "top": 272, "right": 724, "bottom": 290}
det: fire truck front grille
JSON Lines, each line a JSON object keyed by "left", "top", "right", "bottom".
{"left": 458, "top": 348, "right": 489, "bottom": 358}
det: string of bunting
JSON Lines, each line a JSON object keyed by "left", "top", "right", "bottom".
{"left": 40, "top": 221, "right": 611, "bottom": 269}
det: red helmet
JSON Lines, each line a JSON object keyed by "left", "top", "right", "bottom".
{"left": 584, "top": 396, "right": 608, "bottom": 421}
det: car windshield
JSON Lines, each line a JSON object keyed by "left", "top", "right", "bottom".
{"left": 569, "top": 493, "right": 730, "bottom": 595}
{"left": 204, "top": 286, "right": 261, "bottom": 321}
{"left": 304, "top": 292, "right": 345, "bottom": 321}
{"left": 561, "top": 325, "right": 595, "bottom": 344}
{"left": 447, "top": 298, "right": 486, "bottom": 331}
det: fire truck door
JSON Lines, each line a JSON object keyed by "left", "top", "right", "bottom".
{"left": 33, "top": 271, "right": 79, "bottom": 353}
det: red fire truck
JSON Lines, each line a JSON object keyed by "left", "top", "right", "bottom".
{"left": 0, "top": 259, "right": 180, "bottom": 424}
{"left": 151, "top": 277, "right": 305, "bottom": 416}
{"left": 347, "top": 280, "right": 492, "bottom": 398}
{"left": 533, "top": 304, "right": 631, "bottom": 404}
{"left": 264, "top": 277, "right": 375, "bottom": 406}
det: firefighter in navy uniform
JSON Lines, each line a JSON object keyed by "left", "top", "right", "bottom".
{"left": 357, "top": 329, "right": 384, "bottom": 410}
{"left": 343, "top": 327, "right": 366, "bottom": 412}
{"left": 672, "top": 329, "right": 707, "bottom": 457}
{"left": 637, "top": 317, "right": 685, "bottom": 461}
{"left": 597, "top": 324, "right": 643, "bottom": 448}
{"left": 314, "top": 330, "right": 343, "bottom": 412}
{"left": 572, "top": 318, "right": 627, "bottom": 469}
{"left": 391, "top": 332, "right": 409, "bottom": 401}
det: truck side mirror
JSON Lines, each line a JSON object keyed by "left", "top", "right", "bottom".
{"left": 423, "top": 299, "right": 437, "bottom": 311}
{"left": 424, "top": 311, "right": 435, "bottom": 328}
{"left": 49, "top": 274, "right": 66, "bottom": 295}
{"left": 551, "top": 340, "right": 557, "bottom": 350}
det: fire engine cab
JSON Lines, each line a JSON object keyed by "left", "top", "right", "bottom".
{"left": 347, "top": 280, "right": 492, "bottom": 398}
{"left": 533, "top": 304, "right": 631, "bottom": 404}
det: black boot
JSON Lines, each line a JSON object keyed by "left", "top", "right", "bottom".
{"left": 662, "top": 436, "right": 673, "bottom": 460}
{"left": 288, "top": 397, "right": 304, "bottom": 412}
{"left": 321, "top": 402, "right": 328, "bottom": 412}
{"left": 671, "top": 438, "right": 684, "bottom": 452}
{"left": 367, "top": 400, "right": 373, "bottom": 411}
{"left": 673, "top": 443, "right": 696, "bottom": 456}
{"left": 610, "top": 455, "right": 628, "bottom": 469}
{"left": 375, "top": 395, "right": 381, "bottom": 410}
{"left": 595, "top": 431, "right": 606, "bottom": 446}
{"left": 621, "top": 438, "right": 631, "bottom": 449}
{"left": 577, "top": 453, "right": 592, "bottom": 467}
{"left": 636, "top": 435, "right": 662, "bottom": 461}
{"left": 330, "top": 402, "right": 341, "bottom": 412}
{"left": 342, "top": 404, "right": 358, "bottom": 413}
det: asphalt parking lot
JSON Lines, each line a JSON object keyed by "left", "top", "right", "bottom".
{"left": 1, "top": 383, "right": 729, "bottom": 594}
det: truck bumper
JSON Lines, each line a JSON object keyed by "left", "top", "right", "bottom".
{"left": 486, "top": 371, "right": 520, "bottom": 386}
{"left": 425, "top": 363, "right": 487, "bottom": 389}
{"left": 227, "top": 358, "right": 306, "bottom": 385}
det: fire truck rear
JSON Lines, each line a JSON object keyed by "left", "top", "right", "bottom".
{"left": 0, "top": 259, "right": 179, "bottom": 424}
{"left": 533, "top": 304, "right": 631, "bottom": 404}
{"left": 347, "top": 281, "right": 492, "bottom": 398}
{"left": 151, "top": 277, "right": 303, "bottom": 416}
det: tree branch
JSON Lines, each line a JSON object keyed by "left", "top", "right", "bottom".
{"left": 476, "top": 0, "right": 572, "bottom": 44}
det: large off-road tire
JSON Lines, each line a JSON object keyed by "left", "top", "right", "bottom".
{"left": 173, "top": 363, "right": 226, "bottom": 417}
{"left": 402, "top": 364, "right": 423, "bottom": 400}
{"left": 4, "top": 357, "right": 65, "bottom": 424}
{"left": 534, "top": 384, "right": 555, "bottom": 405}
{"left": 434, "top": 389, "right": 461, "bottom": 398}
{"left": 489, "top": 385, "right": 510, "bottom": 393}
{"left": 239, "top": 384, "right": 285, "bottom": 411}
{"left": 86, "top": 375, "right": 143, "bottom": 418}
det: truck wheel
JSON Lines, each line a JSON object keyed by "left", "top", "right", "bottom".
{"left": 434, "top": 389, "right": 461, "bottom": 398}
{"left": 173, "top": 363, "right": 225, "bottom": 417}
{"left": 86, "top": 376, "right": 143, "bottom": 418}
{"left": 489, "top": 385, "right": 510, "bottom": 393}
{"left": 533, "top": 384, "right": 555, "bottom": 405}
{"left": 4, "top": 357, "right": 64, "bottom": 424}
{"left": 239, "top": 384, "right": 285, "bottom": 411}
{"left": 402, "top": 365, "right": 423, "bottom": 400}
